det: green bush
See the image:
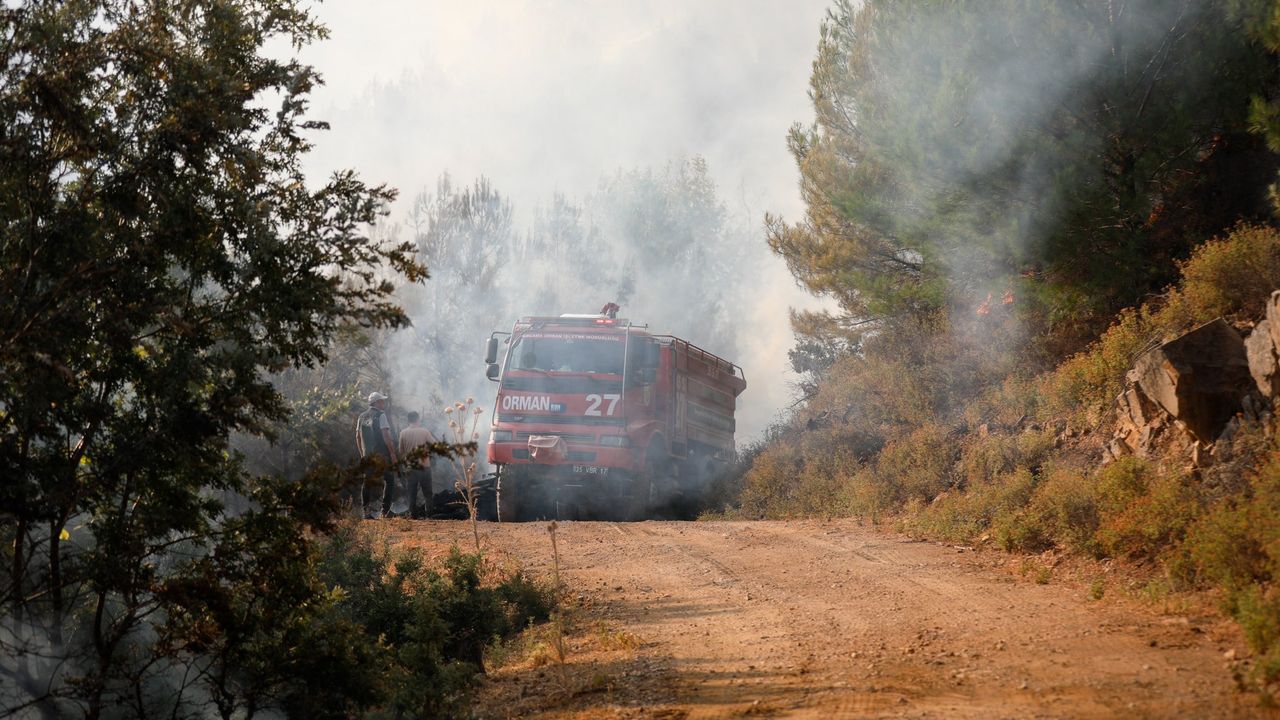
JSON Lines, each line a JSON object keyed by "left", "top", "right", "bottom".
{"left": 1235, "top": 585, "right": 1280, "bottom": 677}
{"left": 316, "top": 525, "right": 554, "bottom": 718}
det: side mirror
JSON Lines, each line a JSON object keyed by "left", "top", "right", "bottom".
{"left": 486, "top": 363, "right": 500, "bottom": 381}
{"left": 484, "top": 337, "right": 499, "bottom": 365}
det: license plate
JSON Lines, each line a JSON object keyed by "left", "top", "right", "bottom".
{"left": 572, "top": 465, "right": 610, "bottom": 476}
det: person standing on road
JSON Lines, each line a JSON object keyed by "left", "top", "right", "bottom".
{"left": 398, "top": 411, "right": 437, "bottom": 520}
{"left": 355, "top": 391, "right": 398, "bottom": 519}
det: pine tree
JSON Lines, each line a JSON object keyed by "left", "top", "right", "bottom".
{"left": 772, "top": 0, "right": 1279, "bottom": 352}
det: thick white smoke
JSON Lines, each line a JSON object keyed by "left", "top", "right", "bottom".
{"left": 295, "top": 1, "right": 836, "bottom": 444}
{"left": 380, "top": 160, "right": 788, "bottom": 482}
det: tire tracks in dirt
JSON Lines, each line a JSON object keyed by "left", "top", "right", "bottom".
{"left": 391, "top": 518, "right": 1273, "bottom": 719}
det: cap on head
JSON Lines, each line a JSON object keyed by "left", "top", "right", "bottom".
{"left": 367, "top": 391, "right": 388, "bottom": 404}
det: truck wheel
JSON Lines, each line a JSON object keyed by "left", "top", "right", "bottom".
{"left": 623, "top": 447, "right": 663, "bottom": 521}
{"left": 496, "top": 468, "right": 521, "bottom": 522}
{"left": 611, "top": 474, "right": 645, "bottom": 517}
{"left": 672, "top": 458, "right": 720, "bottom": 520}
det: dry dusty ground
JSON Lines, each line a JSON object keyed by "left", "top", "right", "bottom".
{"left": 387, "top": 518, "right": 1277, "bottom": 719}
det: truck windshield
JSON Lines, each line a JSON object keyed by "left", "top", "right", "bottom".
{"left": 509, "top": 335, "right": 624, "bottom": 374}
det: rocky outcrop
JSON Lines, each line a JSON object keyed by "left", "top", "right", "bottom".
{"left": 1109, "top": 312, "right": 1275, "bottom": 466}
{"left": 1111, "top": 372, "right": 1190, "bottom": 460}
{"left": 1130, "top": 318, "right": 1254, "bottom": 444}
{"left": 1246, "top": 291, "right": 1280, "bottom": 398}
{"left": 1245, "top": 320, "right": 1277, "bottom": 397}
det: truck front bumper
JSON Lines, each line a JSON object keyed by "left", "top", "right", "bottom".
{"left": 486, "top": 441, "right": 640, "bottom": 472}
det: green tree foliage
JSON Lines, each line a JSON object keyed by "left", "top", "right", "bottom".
{"left": 770, "top": 0, "right": 1279, "bottom": 347}
{"left": 1230, "top": 0, "right": 1280, "bottom": 158}
{"left": 0, "top": 1, "right": 429, "bottom": 715}
{"left": 588, "top": 157, "right": 746, "bottom": 357}
{"left": 396, "top": 174, "right": 513, "bottom": 410}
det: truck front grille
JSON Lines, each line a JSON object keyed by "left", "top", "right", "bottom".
{"left": 508, "top": 449, "right": 597, "bottom": 462}
{"left": 515, "top": 432, "right": 593, "bottom": 444}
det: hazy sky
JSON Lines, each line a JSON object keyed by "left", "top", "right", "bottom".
{"left": 295, "top": 0, "right": 834, "bottom": 438}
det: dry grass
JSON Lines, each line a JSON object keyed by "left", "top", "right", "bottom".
{"left": 593, "top": 623, "right": 643, "bottom": 652}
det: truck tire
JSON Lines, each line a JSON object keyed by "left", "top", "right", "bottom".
{"left": 619, "top": 477, "right": 649, "bottom": 522}
{"left": 671, "top": 457, "right": 721, "bottom": 520}
{"left": 622, "top": 446, "right": 663, "bottom": 521}
{"left": 496, "top": 468, "right": 521, "bottom": 522}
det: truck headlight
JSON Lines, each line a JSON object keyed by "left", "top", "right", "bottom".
{"left": 490, "top": 430, "right": 513, "bottom": 442}
{"left": 599, "top": 435, "right": 630, "bottom": 447}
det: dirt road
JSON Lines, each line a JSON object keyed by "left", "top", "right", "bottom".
{"left": 391, "top": 519, "right": 1271, "bottom": 719}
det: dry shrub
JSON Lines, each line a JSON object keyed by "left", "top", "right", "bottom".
{"left": 1186, "top": 453, "right": 1280, "bottom": 683}
{"left": 1095, "top": 461, "right": 1202, "bottom": 560}
{"left": 957, "top": 433, "right": 1023, "bottom": 488}
{"left": 962, "top": 375, "right": 1042, "bottom": 429}
{"left": 1040, "top": 306, "right": 1157, "bottom": 425}
{"left": 736, "top": 443, "right": 803, "bottom": 518}
{"left": 841, "top": 465, "right": 899, "bottom": 519}
{"left": 871, "top": 423, "right": 957, "bottom": 504}
{"left": 737, "top": 434, "right": 863, "bottom": 519}
{"left": 993, "top": 463, "right": 1101, "bottom": 554}
{"left": 906, "top": 467, "right": 1038, "bottom": 543}
{"left": 988, "top": 470, "right": 1057, "bottom": 553}
{"left": 593, "top": 624, "right": 642, "bottom": 652}
{"left": 957, "top": 428, "right": 1056, "bottom": 489}
{"left": 1175, "top": 223, "right": 1280, "bottom": 323}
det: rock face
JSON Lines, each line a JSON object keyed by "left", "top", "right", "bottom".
{"left": 1246, "top": 291, "right": 1280, "bottom": 398}
{"left": 1110, "top": 313, "right": 1278, "bottom": 464}
{"left": 1111, "top": 372, "right": 1187, "bottom": 460}
{"left": 1103, "top": 291, "right": 1280, "bottom": 468}
{"left": 1246, "top": 319, "right": 1277, "bottom": 398}
{"left": 1130, "top": 318, "right": 1255, "bottom": 444}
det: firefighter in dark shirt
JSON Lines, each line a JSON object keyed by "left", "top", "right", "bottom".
{"left": 355, "top": 391, "right": 398, "bottom": 519}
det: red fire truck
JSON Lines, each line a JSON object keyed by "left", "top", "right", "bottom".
{"left": 483, "top": 307, "right": 746, "bottom": 521}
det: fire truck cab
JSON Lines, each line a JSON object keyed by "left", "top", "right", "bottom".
{"left": 484, "top": 310, "right": 746, "bottom": 521}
